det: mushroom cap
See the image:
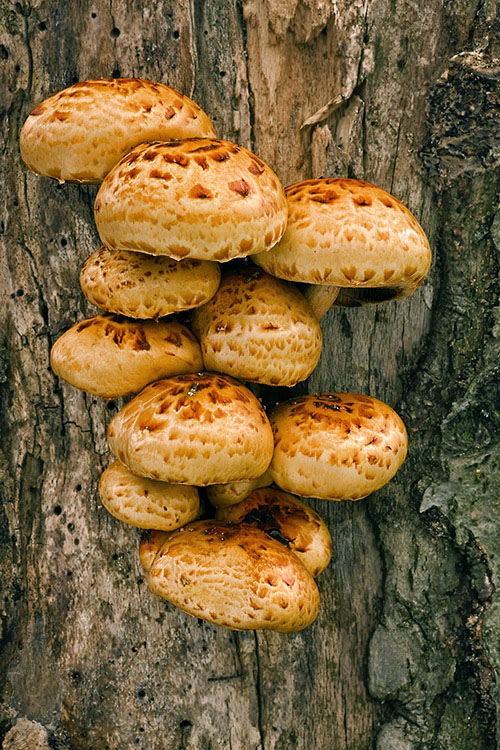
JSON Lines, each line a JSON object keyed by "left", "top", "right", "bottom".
{"left": 99, "top": 460, "right": 200, "bottom": 530}
{"left": 19, "top": 78, "right": 216, "bottom": 183}
{"left": 216, "top": 487, "right": 332, "bottom": 578}
{"left": 139, "top": 530, "right": 170, "bottom": 572}
{"left": 107, "top": 372, "right": 274, "bottom": 485}
{"left": 147, "top": 520, "right": 320, "bottom": 631}
{"left": 206, "top": 469, "right": 273, "bottom": 508}
{"left": 253, "top": 178, "right": 432, "bottom": 304}
{"left": 191, "top": 268, "right": 322, "bottom": 387}
{"left": 80, "top": 248, "right": 221, "bottom": 319}
{"left": 50, "top": 314, "right": 202, "bottom": 399}
{"left": 94, "top": 138, "right": 287, "bottom": 262}
{"left": 269, "top": 393, "right": 408, "bottom": 500}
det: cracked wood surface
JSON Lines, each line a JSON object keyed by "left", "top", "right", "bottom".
{"left": 1, "top": 1, "right": 500, "bottom": 749}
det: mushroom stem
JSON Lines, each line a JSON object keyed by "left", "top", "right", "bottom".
{"left": 303, "top": 285, "right": 340, "bottom": 320}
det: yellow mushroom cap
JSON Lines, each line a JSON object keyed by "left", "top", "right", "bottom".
{"left": 50, "top": 314, "right": 202, "bottom": 399}
{"left": 107, "top": 372, "right": 274, "bottom": 485}
{"left": 99, "top": 461, "right": 200, "bottom": 530}
{"left": 80, "top": 248, "right": 221, "bottom": 319}
{"left": 269, "top": 393, "right": 408, "bottom": 501}
{"left": 253, "top": 178, "right": 431, "bottom": 305}
{"left": 20, "top": 78, "right": 216, "bottom": 183}
{"left": 191, "top": 268, "right": 322, "bottom": 387}
{"left": 94, "top": 138, "right": 287, "bottom": 262}
{"left": 147, "top": 520, "right": 320, "bottom": 631}
{"left": 216, "top": 487, "right": 332, "bottom": 578}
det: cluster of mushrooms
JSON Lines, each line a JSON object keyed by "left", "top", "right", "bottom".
{"left": 20, "top": 78, "right": 431, "bottom": 632}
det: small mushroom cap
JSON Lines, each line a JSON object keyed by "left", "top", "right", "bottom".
{"left": 147, "top": 520, "right": 320, "bottom": 631}
{"left": 50, "top": 314, "right": 202, "bottom": 399}
{"left": 253, "top": 178, "right": 431, "bottom": 304}
{"left": 270, "top": 393, "right": 408, "bottom": 501}
{"left": 80, "top": 248, "right": 221, "bottom": 319}
{"left": 191, "top": 268, "right": 322, "bottom": 387}
{"left": 216, "top": 487, "right": 332, "bottom": 578}
{"left": 206, "top": 469, "right": 273, "bottom": 508}
{"left": 107, "top": 372, "right": 274, "bottom": 485}
{"left": 94, "top": 138, "right": 287, "bottom": 262}
{"left": 139, "top": 530, "right": 170, "bottom": 572}
{"left": 99, "top": 460, "right": 200, "bottom": 530}
{"left": 19, "top": 78, "right": 216, "bottom": 183}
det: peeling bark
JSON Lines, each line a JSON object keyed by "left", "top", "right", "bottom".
{"left": 1, "top": 1, "right": 499, "bottom": 748}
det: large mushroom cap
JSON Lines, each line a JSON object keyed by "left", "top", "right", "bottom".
{"left": 94, "top": 138, "right": 287, "bottom": 262}
{"left": 80, "top": 248, "right": 220, "bottom": 319}
{"left": 147, "top": 520, "right": 320, "bottom": 631}
{"left": 99, "top": 460, "right": 200, "bottom": 530}
{"left": 50, "top": 314, "right": 202, "bottom": 399}
{"left": 107, "top": 372, "right": 274, "bottom": 485}
{"left": 206, "top": 469, "right": 273, "bottom": 508}
{"left": 19, "top": 78, "right": 216, "bottom": 183}
{"left": 270, "top": 393, "right": 408, "bottom": 501}
{"left": 253, "top": 178, "right": 431, "bottom": 306}
{"left": 191, "top": 268, "right": 322, "bottom": 387}
{"left": 216, "top": 487, "right": 332, "bottom": 578}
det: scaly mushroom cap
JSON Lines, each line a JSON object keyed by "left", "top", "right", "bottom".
{"left": 50, "top": 314, "right": 202, "bottom": 399}
{"left": 270, "top": 393, "right": 408, "bottom": 500}
{"left": 19, "top": 78, "right": 216, "bottom": 183}
{"left": 253, "top": 178, "right": 432, "bottom": 305}
{"left": 206, "top": 469, "right": 273, "bottom": 508}
{"left": 191, "top": 268, "right": 322, "bottom": 386}
{"left": 216, "top": 487, "right": 332, "bottom": 578}
{"left": 80, "top": 248, "right": 220, "bottom": 319}
{"left": 107, "top": 373, "right": 274, "bottom": 485}
{"left": 94, "top": 138, "right": 287, "bottom": 261}
{"left": 139, "top": 530, "right": 171, "bottom": 572}
{"left": 147, "top": 520, "right": 320, "bottom": 631}
{"left": 99, "top": 461, "right": 200, "bottom": 530}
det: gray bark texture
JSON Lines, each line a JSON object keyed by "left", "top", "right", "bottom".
{"left": 1, "top": 0, "right": 500, "bottom": 748}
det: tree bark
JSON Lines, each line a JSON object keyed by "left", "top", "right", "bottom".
{"left": 1, "top": 1, "right": 499, "bottom": 748}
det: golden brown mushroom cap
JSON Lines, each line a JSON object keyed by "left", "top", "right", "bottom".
{"left": 147, "top": 520, "right": 320, "bottom": 631}
{"left": 139, "top": 530, "right": 170, "bottom": 572}
{"left": 99, "top": 461, "right": 200, "bottom": 530}
{"left": 94, "top": 139, "right": 287, "bottom": 262}
{"left": 269, "top": 393, "right": 408, "bottom": 500}
{"left": 50, "top": 314, "right": 202, "bottom": 399}
{"left": 191, "top": 268, "right": 322, "bottom": 387}
{"left": 107, "top": 373, "right": 274, "bottom": 485}
{"left": 206, "top": 469, "right": 273, "bottom": 508}
{"left": 19, "top": 78, "right": 216, "bottom": 183}
{"left": 80, "top": 248, "right": 221, "bottom": 319}
{"left": 253, "top": 178, "right": 431, "bottom": 306}
{"left": 216, "top": 487, "right": 332, "bottom": 578}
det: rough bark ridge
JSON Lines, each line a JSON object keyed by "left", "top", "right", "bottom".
{"left": 1, "top": 1, "right": 499, "bottom": 748}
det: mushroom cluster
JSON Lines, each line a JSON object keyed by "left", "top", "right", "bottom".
{"left": 20, "top": 78, "right": 430, "bottom": 632}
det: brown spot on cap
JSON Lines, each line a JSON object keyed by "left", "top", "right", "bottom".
{"left": 229, "top": 179, "right": 251, "bottom": 197}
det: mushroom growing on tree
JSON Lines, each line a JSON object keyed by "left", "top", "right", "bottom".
{"left": 253, "top": 178, "right": 432, "bottom": 318}
{"left": 19, "top": 78, "right": 216, "bottom": 183}
{"left": 269, "top": 393, "right": 408, "bottom": 501}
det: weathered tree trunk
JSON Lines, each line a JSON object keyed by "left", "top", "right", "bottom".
{"left": 1, "top": 1, "right": 499, "bottom": 748}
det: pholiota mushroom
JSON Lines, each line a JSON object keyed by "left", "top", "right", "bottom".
{"left": 269, "top": 393, "right": 408, "bottom": 501}
{"left": 139, "top": 530, "right": 170, "bottom": 573}
{"left": 216, "top": 487, "right": 332, "bottom": 577}
{"left": 253, "top": 178, "right": 432, "bottom": 317}
{"left": 107, "top": 372, "right": 274, "bottom": 485}
{"left": 19, "top": 78, "right": 216, "bottom": 183}
{"left": 147, "top": 520, "right": 320, "bottom": 631}
{"left": 99, "top": 460, "right": 200, "bottom": 530}
{"left": 191, "top": 267, "right": 322, "bottom": 387}
{"left": 206, "top": 469, "right": 273, "bottom": 508}
{"left": 80, "top": 248, "right": 221, "bottom": 319}
{"left": 94, "top": 138, "right": 287, "bottom": 261}
{"left": 50, "top": 314, "right": 202, "bottom": 398}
